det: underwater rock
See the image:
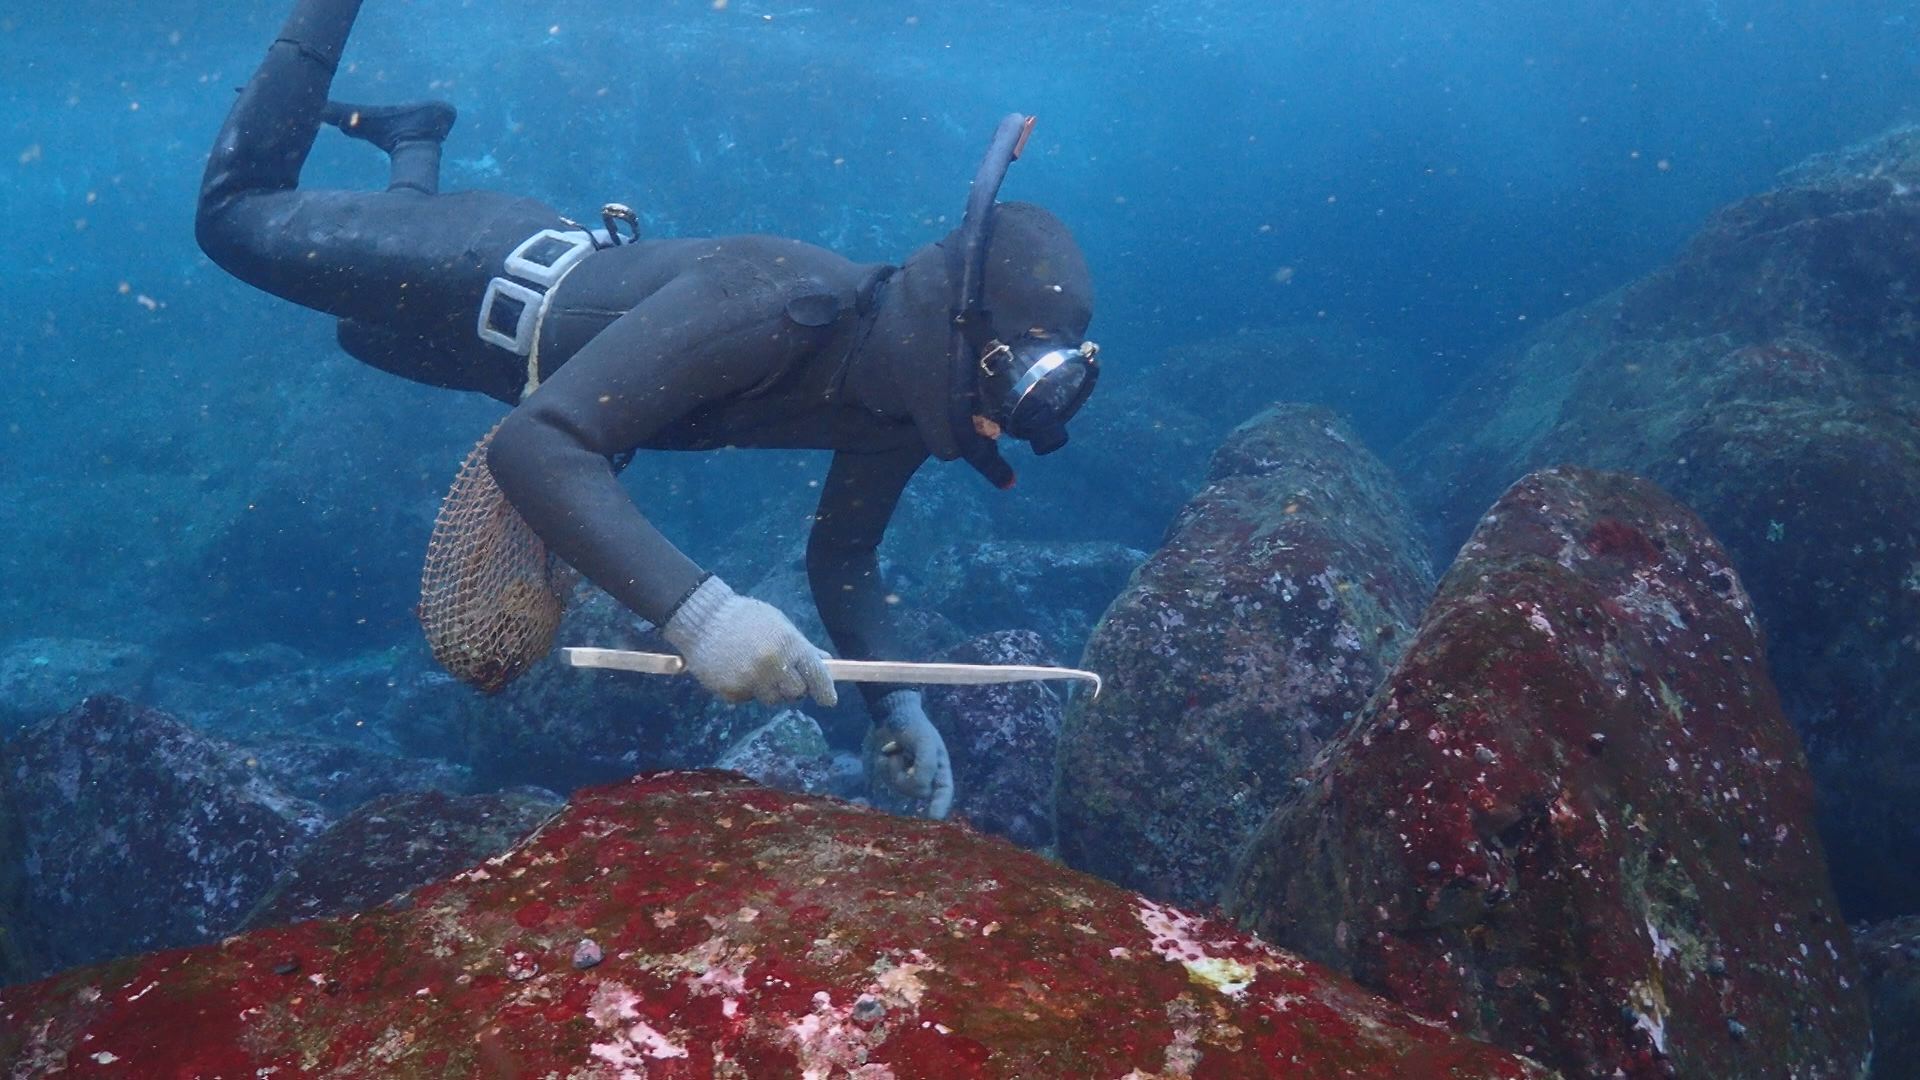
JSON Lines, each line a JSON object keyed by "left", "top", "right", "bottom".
{"left": 149, "top": 645, "right": 406, "bottom": 748}
{"left": 1401, "top": 127, "right": 1920, "bottom": 920}
{"left": 190, "top": 478, "right": 428, "bottom": 656}
{"left": 394, "top": 588, "right": 712, "bottom": 793}
{"left": 179, "top": 358, "right": 476, "bottom": 659}
{"left": 0, "top": 791, "right": 35, "bottom": 986}
{"left": 1, "top": 695, "right": 325, "bottom": 983}
{"left": 1619, "top": 125, "right": 1920, "bottom": 367}
{"left": 241, "top": 788, "right": 561, "bottom": 931}
{"left": 241, "top": 735, "right": 473, "bottom": 816}
{"left": 1056, "top": 404, "right": 1434, "bottom": 907}
{"left": 713, "top": 709, "right": 836, "bottom": 796}
{"left": 913, "top": 540, "right": 1145, "bottom": 667}
{"left": 923, "top": 630, "right": 1065, "bottom": 850}
{"left": 1227, "top": 467, "right": 1870, "bottom": 1079}
{"left": 0, "top": 771, "right": 1546, "bottom": 1079}
{"left": 0, "top": 637, "right": 153, "bottom": 734}
{"left": 1857, "top": 916, "right": 1920, "bottom": 1078}
{"left": 979, "top": 326, "right": 1429, "bottom": 556}
{"left": 1129, "top": 326, "right": 1442, "bottom": 468}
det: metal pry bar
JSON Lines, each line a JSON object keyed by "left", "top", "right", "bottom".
{"left": 561, "top": 647, "right": 1103, "bottom": 700}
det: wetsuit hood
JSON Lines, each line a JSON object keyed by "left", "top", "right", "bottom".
{"left": 857, "top": 201, "right": 1093, "bottom": 485}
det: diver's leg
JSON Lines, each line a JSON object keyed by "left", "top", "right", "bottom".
{"left": 196, "top": 0, "right": 362, "bottom": 237}
{"left": 321, "top": 100, "right": 457, "bottom": 195}
{"left": 194, "top": 0, "right": 563, "bottom": 352}
{"left": 336, "top": 319, "right": 526, "bottom": 404}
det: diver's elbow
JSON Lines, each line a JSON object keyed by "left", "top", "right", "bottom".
{"left": 485, "top": 409, "right": 547, "bottom": 500}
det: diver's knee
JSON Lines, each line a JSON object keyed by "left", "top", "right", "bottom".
{"left": 193, "top": 201, "right": 240, "bottom": 268}
{"left": 192, "top": 197, "right": 274, "bottom": 282}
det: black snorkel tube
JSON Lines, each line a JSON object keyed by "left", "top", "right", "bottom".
{"left": 946, "top": 112, "right": 1036, "bottom": 490}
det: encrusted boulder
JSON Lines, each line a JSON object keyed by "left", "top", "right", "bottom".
{"left": 1227, "top": 467, "right": 1870, "bottom": 1078}
{"left": 1, "top": 696, "right": 325, "bottom": 983}
{"left": 988, "top": 326, "right": 1429, "bottom": 554}
{"left": 1617, "top": 125, "right": 1920, "bottom": 364}
{"left": 713, "top": 709, "right": 837, "bottom": 797}
{"left": 1400, "top": 127, "right": 1920, "bottom": 919}
{"left": 0, "top": 638, "right": 153, "bottom": 734}
{"left": 0, "top": 771, "right": 1546, "bottom": 1079}
{"left": 1857, "top": 916, "right": 1920, "bottom": 1077}
{"left": 242, "top": 788, "right": 561, "bottom": 930}
{"left": 925, "top": 630, "right": 1066, "bottom": 850}
{"left": 1057, "top": 404, "right": 1434, "bottom": 906}
{"left": 1125, "top": 326, "right": 1440, "bottom": 465}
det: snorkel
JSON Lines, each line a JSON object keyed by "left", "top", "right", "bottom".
{"left": 947, "top": 113, "right": 1036, "bottom": 489}
{"left": 947, "top": 114, "right": 1101, "bottom": 488}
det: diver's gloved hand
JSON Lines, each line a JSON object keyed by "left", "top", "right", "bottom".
{"left": 868, "top": 691, "right": 955, "bottom": 820}
{"left": 662, "top": 576, "right": 838, "bottom": 707}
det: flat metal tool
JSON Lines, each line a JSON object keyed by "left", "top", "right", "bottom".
{"left": 562, "top": 647, "right": 1102, "bottom": 700}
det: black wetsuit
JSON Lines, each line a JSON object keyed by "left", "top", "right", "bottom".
{"left": 195, "top": 0, "right": 927, "bottom": 707}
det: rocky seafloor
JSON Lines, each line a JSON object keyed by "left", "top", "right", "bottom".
{"left": 9, "top": 127, "right": 1920, "bottom": 1075}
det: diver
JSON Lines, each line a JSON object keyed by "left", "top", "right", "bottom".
{"left": 195, "top": 0, "right": 1100, "bottom": 820}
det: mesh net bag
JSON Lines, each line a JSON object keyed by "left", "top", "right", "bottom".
{"left": 418, "top": 421, "right": 567, "bottom": 693}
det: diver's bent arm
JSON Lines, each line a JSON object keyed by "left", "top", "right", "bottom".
{"left": 488, "top": 274, "right": 809, "bottom": 626}
{"left": 806, "top": 445, "right": 927, "bottom": 712}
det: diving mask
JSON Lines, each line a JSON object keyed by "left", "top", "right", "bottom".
{"left": 977, "top": 333, "right": 1101, "bottom": 454}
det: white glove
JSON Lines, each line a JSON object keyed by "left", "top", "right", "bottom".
{"left": 868, "top": 690, "right": 955, "bottom": 819}
{"left": 662, "top": 576, "right": 838, "bottom": 707}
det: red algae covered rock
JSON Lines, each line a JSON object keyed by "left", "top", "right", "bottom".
{"left": 0, "top": 770, "right": 1545, "bottom": 1079}
{"left": 1057, "top": 404, "right": 1433, "bottom": 906}
{"left": 1399, "top": 127, "right": 1920, "bottom": 920}
{"left": 1227, "top": 467, "right": 1869, "bottom": 1078}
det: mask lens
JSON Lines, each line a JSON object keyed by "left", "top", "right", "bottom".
{"left": 1001, "top": 337, "right": 1098, "bottom": 441}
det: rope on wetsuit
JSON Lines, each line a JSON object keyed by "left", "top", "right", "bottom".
{"left": 520, "top": 254, "right": 587, "bottom": 399}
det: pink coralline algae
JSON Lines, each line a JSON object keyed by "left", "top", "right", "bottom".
{"left": 1, "top": 770, "right": 1544, "bottom": 1078}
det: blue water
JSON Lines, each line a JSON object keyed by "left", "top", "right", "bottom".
{"left": 4, "top": 0, "right": 1920, "bottom": 1039}
{"left": 4, "top": 1, "right": 1911, "bottom": 656}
